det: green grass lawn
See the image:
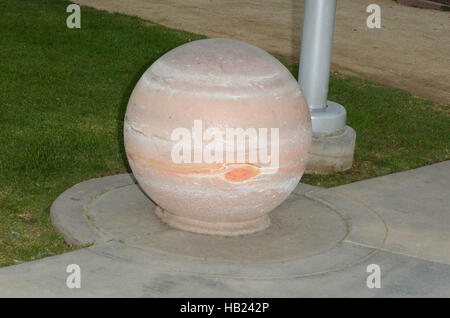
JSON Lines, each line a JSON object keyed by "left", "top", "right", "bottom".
{"left": 0, "top": 0, "right": 448, "bottom": 267}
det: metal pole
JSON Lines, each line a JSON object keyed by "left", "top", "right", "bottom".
{"left": 299, "top": 0, "right": 346, "bottom": 134}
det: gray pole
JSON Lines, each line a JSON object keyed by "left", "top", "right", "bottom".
{"left": 299, "top": 0, "right": 346, "bottom": 134}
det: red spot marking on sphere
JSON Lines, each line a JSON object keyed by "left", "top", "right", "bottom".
{"left": 224, "top": 165, "right": 260, "bottom": 183}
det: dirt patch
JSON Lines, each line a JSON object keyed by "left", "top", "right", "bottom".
{"left": 74, "top": 0, "right": 450, "bottom": 105}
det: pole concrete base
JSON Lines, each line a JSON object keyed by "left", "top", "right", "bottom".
{"left": 305, "top": 125, "right": 356, "bottom": 174}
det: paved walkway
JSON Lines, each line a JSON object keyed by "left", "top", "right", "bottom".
{"left": 0, "top": 161, "right": 449, "bottom": 297}
{"left": 73, "top": 0, "right": 450, "bottom": 105}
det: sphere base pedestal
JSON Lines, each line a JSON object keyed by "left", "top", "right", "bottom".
{"left": 154, "top": 206, "right": 270, "bottom": 236}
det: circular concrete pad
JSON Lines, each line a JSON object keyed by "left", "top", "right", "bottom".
{"left": 88, "top": 184, "right": 347, "bottom": 262}
{"left": 51, "top": 174, "right": 386, "bottom": 279}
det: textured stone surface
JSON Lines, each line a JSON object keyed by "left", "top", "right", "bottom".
{"left": 124, "top": 38, "right": 311, "bottom": 235}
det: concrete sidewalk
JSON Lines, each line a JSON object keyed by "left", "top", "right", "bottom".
{"left": 0, "top": 161, "right": 449, "bottom": 297}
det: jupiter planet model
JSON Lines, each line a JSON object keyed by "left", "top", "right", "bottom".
{"left": 124, "top": 38, "right": 312, "bottom": 236}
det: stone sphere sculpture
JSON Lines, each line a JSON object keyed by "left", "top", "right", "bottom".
{"left": 124, "top": 38, "right": 311, "bottom": 236}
